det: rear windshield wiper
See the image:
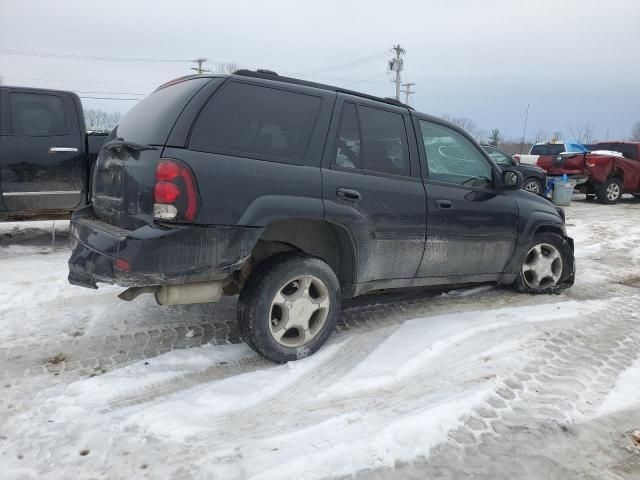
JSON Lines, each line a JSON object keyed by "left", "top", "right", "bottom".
{"left": 101, "top": 138, "right": 157, "bottom": 159}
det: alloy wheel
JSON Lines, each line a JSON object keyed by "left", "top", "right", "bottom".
{"left": 524, "top": 180, "right": 541, "bottom": 193}
{"left": 269, "top": 275, "right": 330, "bottom": 348}
{"left": 522, "top": 243, "right": 563, "bottom": 289}
{"left": 606, "top": 182, "right": 621, "bottom": 201}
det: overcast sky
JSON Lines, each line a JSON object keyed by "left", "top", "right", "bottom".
{"left": 1, "top": 0, "right": 639, "bottom": 140}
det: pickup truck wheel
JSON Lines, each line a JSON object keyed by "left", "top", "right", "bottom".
{"left": 523, "top": 178, "right": 542, "bottom": 194}
{"left": 515, "top": 233, "right": 574, "bottom": 293}
{"left": 237, "top": 253, "right": 340, "bottom": 363}
{"left": 596, "top": 178, "right": 622, "bottom": 204}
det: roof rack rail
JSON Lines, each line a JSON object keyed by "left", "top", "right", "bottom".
{"left": 232, "top": 69, "right": 414, "bottom": 110}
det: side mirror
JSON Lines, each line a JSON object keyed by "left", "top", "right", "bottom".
{"left": 501, "top": 169, "right": 524, "bottom": 190}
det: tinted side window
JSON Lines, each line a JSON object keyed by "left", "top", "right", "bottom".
{"left": 359, "top": 106, "right": 410, "bottom": 176}
{"left": 334, "top": 103, "right": 361, "bottom": 169}
{"left": 10, "top": 93, "right": 66, "bottom": 136}
{"left": 420, "top": 120, "right": 493, "bottom": 189}
{"left": 190, "top": 82, "right": 322, "bottom": 164}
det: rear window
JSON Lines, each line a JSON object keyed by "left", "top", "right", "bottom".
{"left": 112, "top": 77, "right": 212, "bottom": 145}
{"left": 189, "top": 82, "right": 322, "bottom": 164}
{"left": 530, "top": 144, "right": 565, "bottom": 156}
{"left": 595, "top": 143, "right": 638, "bottom": 160}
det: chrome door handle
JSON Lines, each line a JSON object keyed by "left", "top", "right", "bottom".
{"left": 49, "top": 147, "right": 79, "bottom": 153}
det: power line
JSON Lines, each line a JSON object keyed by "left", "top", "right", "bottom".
{"left": 297, "top": 49, "right": 393, "bottom": 76}
{"left": 79, "top": 96, "right": 141, "bottom": 101}
{"left": 341, "top": 73, "right": 390, "bottom": 88}
{"left": 4, "top": 75, "right": 159, "bottom": 85}
{"left": 0, "top": 48, "right": 192, "bottom": 63}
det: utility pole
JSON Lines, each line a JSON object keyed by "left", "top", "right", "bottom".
{"left": 520, "top": 103, "right": 530, "bottom": 154}
{"left": 400, "top": 82, "right": 415, "bottom": 105}
{"left": 190, "top": 58, "right": 210, "bottom": 74}
{"left": 388, "top": 45, "right": 405, "bottom": 101}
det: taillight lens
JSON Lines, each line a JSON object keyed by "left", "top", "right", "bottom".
{"left": 153, "top": 159, "right": 199, "bottom": 222}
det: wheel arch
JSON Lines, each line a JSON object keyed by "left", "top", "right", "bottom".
{"left": 236, "top": 218, "right": 357, "bottom": 295}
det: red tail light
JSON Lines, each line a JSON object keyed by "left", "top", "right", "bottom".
{"left": 153, "top": 159, "right": 199, "bottom": 222}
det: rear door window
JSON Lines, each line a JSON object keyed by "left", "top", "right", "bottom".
{"left": 190, "top": 82, "right": 322, "bottom": 164}
{"left": 10, "top": 93, "right": 67, "bottom": 136}
{"left": 359, "top": 105, "right": 410, "bottom": 176}
{"left": 334, "top": 103, "right": 361, "bottom": 169}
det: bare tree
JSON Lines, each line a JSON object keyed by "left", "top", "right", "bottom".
{"left": 631, "top": 121, "right": 640, "bottom": 141}
{"left": 214, "top": 62, "right": 239, "bottom": 74}
{"left": 84, "top": 109, "right": 121, "bottom": 131}
{"left": 533, "top": 128, "right": 548, "bottom": 143}
{"left": 441, "top": 114, "right": 481, "bottom": 139}
{"left": 568, "top": 123, "right": 595, "bottom": 144}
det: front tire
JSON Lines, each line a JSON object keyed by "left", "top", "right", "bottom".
{"left": 515, "top": 232, "right": 575, "bottom": 293}
{"left": 237, "top": 253, "right": 340, "bottom": 363}
{"left": 523, "top": 178, "right": 543, "bottom": 194}
{"left": 596, "top": 177, "right": 623, "bottom": 204}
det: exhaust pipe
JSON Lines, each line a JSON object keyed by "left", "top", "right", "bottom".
{"left": 118, "top": 281, "right": 223, "bottom": 305}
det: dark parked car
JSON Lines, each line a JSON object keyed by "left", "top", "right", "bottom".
{"left": 483, "top": 145, "right": 547, "bottom": 194}
{"left": 0, "top": 86, "right": 108, "bottom": 221}
{"left": 68, "top": 70, "right": 575, "bottom": 363}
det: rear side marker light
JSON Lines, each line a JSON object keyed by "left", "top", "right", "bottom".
{"left": 114, "top": 258, "right": 131, "bottom": 272}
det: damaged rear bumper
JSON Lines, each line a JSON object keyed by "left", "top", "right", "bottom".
{"left": 67, "top": 206, "right": 262, "bottom": 289}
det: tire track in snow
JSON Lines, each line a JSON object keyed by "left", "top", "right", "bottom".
{"left": 104, "top": 326, "right": 397, "bottom": 412}
{"left": 1, "top": 280, "right": 634, "bottom": 383}
{"left": 367, "top": 296, "right": 640, "bottom": 479}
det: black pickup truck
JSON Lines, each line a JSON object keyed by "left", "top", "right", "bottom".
{"left": 0, "top": 86, "right": 108, "bottom": 221}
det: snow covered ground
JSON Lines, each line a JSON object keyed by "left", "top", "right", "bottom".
{"left": 1, "top": 196, "right": 640, "bottom": 479}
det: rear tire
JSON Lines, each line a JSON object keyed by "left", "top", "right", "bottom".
{"left": 596, "top": 177, "right": 622, "bottom": 204}
{"left": 237, "top": 253, "right": 340, "bottom": 363}
{"left": 515, "top": 232, "right": 575, "bottom": 293}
